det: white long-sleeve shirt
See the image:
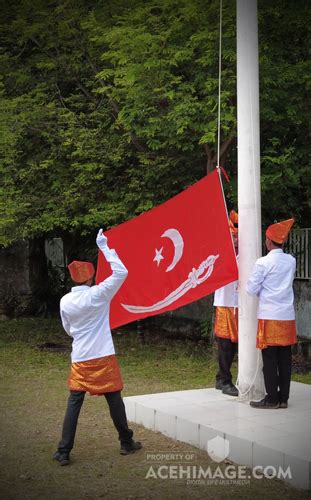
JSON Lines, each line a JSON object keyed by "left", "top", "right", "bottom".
{"left": 213, "top": 280, "right": 238, "bottom": 307}
{"left": 213, "top": 256, "right": 239, "bottom": 307}
{"left": 246, "top": 249, "right": 296, "bottom": 320}
{"left": 60, "top": 246, "right": 128, "bottom": 362}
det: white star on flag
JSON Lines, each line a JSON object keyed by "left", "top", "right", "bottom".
{"left": 153, "top": 247, "right": 164, "bottom": 267}
{"left": 96, "top": 169, "right": 238, "bottom": 330}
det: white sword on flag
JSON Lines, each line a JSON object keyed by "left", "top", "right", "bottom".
{"left": 121, "top": 254, "right": 219, "bottom": 314}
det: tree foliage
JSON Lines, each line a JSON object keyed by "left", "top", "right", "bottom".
{"left": 0, "top": 0, "right": 309, "bottom": 249}
{"left": 258, "top": 0, "right": 310, "bottom": 224}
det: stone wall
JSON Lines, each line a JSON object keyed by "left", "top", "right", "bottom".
{"left": 148, "top": 281, "right": 311, "bottom": 342}
{"left": 141, "top": 294, "right": 214, "bottom": 341}
{"left": 0, "top": 241, "right": 32, "bottom": 318}
{"left": 0, "top": 238, "right": 49, "bottom": 318}
{"left": 294, "top": 280, "right": 311, "bottom": 340}
{"left": 0, "top": 240, "right": 310, "bottom": 339}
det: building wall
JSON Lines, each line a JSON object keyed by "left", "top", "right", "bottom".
{"left": 294, "top": 281, "right": 311, "bottom": 339}
{"left": 161, "top": 281, "right": 311, "bottom": 340}
{"left": 0, "top": 242, "right": 32, "bottom": 318}
{"left": 0, "top": 242, "right": 310, "bottom": 340}
{"left": 0, "top": 239, "right": 49, "bottom": 318}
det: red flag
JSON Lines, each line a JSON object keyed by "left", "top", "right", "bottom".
{"left": 96, "top": 169, "right": 238, "bottom": 329}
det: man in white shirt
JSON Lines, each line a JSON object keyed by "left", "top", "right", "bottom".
{"left": 213, "top": 210, "right": 239, "bottom": 397}
{"left": 53, "top": 229, "right": 142, "bottom": 466}
{"left": 246, "top": 218, "right": 297, "bottom": 409}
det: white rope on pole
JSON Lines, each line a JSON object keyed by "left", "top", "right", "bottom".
{"left": 217, "top": 0, "right": 223, "bottom": 168}
{"left": 236, "top": 349, "right": 261, "bottom": 398}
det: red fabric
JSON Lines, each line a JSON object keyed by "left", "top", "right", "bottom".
{"left": 68, "top": 260, "right": 95, "bottom": 283}
{"left": 219, "top": 165, "right": 230, "bottom": 183}
{"left": 96, "top": 169, "right": 238, "bottom": 329}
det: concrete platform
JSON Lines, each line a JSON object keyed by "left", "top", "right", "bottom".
{"left": 124, "top": 381, "right": 311, "bottom": 490}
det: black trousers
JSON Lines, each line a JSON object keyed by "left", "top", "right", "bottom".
{"left": 262, "top": 345, "right": 292, "bottom": 404}
{"left": 216, "top": 337, "right": 238, "bottom": 385}
{"left": 57, "top": 390, "right": 133, "bottom": 454}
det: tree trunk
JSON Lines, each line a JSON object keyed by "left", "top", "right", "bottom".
{"left": 203, "top": 138, "right": 236, "bottom": 175}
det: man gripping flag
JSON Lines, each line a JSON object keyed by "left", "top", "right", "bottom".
{"left": 96, "top": 169, "right": 238, "bottom": 329}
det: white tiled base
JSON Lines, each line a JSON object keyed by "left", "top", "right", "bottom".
{"left": 124, "top": 381, "right": 311, "bottom": 490}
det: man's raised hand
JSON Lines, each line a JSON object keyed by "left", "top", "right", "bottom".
{"left": 96, "top": 228, "right": 108, "bottom": 249}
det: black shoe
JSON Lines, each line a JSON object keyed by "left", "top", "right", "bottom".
{"left": 250, "top": 397, "right": 279, "bottom": 409}
{"left": 222, "top": 383, "right": 238, "bottom": 397}
{"left": 279, "top": 401, "right": 288, "bottom": 409}
{"left": 215, "top": 380, "right": 224, "bottom": 390}
{"left": 120, "top": 441, "right": 142, "bottom": 455}
{"left": 53, "top": 451, "right": 70, "bottom": 466}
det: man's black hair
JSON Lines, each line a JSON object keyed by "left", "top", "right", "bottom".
{"left": 271, "top": 240, "right": 283, "bottom": 248}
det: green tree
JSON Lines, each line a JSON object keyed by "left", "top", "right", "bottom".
{"left": 0, "top": 0, "right": 138, "bottom": 248}
{"left": 258, "top": 0, "right": 311, "bottom": 225}
{"left": 0, "top": 0, "right": 309, "bottom": 252}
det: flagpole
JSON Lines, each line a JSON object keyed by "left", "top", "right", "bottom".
{"left": 236, "top": 0, "right": 265, "bottom": 400}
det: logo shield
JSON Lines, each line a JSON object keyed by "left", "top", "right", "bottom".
{"left": 207, "top": 436, "right": 230, "bottom": 463}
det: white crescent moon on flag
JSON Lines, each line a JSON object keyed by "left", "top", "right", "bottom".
{"left": 161, "top": 228, "right": 184, "bottom": 272}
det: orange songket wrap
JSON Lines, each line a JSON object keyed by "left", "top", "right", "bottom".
{"left": 68, "top": 355, "right": 123, "bottom": 395}
{"left": 214, "top": 306, "right": 238, "bottom": 343}
{"left": 256, "top": 320, "right": 297, "bottom": 350}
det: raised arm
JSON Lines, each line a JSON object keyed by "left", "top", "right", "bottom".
{"left": 91, "top": 229, "right": 128, "bottom": 304}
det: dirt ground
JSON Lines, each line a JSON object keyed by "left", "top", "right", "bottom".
{"left": 1, "top": 392, "right": 310, "bottom": 500}
{"left": 0, "top": 320, "right": 310, "bottom": 499}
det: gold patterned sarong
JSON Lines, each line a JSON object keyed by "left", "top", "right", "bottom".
{"left": 68, "top": 354, "right": 123, "bottom": 395}
{"left": 256, "top": 319, "right": 297, "bottom": 350}
{"left": 214, "top": 306, "right": 238, "bottom": 343}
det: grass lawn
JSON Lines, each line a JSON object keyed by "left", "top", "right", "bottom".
{"left": 0, "top": 318, "right": 310, "bottom": 499}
